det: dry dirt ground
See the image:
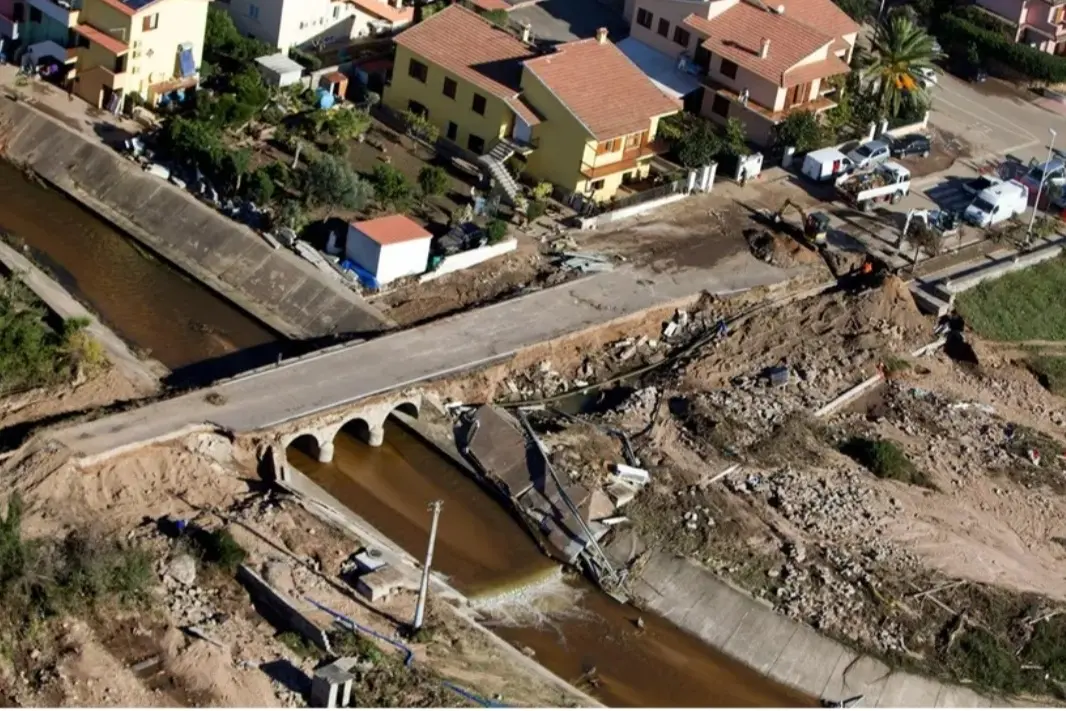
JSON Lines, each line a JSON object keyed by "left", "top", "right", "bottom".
{"left": 0, "top": 433, "right": 587, "bottom": 708}
{"left": 508, "top": 278, "right": 1066, "bottom": 698}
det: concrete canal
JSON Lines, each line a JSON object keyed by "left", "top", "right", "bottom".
{"left": 1, "top": 163, "right": 811, "bottom": 707}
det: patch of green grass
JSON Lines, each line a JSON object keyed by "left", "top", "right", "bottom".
{"left": 839, "top": 437, "right": 934, "bottom": 489}
{"left": 277, "top": 631, "right": 320, "bottom": 660}
{"left": 945, "top": 629, "right": 1023, "bottom": 693}
{"left": 882, "top": 355, "right": 911, "bottom": 376}
{"left": 189, "top": 528, "right": 247, "bottom": 573}
{"left": 956, "top": 256, "right": 1066, "bottom": 341}
{"left": 1028, "top": 356, "right": 1066, "bottom": 396}
{"left": 329, "top": 628, "right": 385, "bottom": 665}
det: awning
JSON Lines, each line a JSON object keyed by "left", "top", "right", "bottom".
{"left": 616, "top": 37, "right": 702, "bottom": 101}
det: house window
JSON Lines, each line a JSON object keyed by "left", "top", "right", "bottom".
{"left": 636, "top": 8, "right": 653, "bottom": 28}
{"left": 446, "top": 121, "right": 458, "bottom": 141}
{"left": 114, "top": 55, "right": 127, "bottom": 73}
{"left": 12, "top": 3, "right": 23, "bottom": 22}
{"left": 590, "top": 179, "right": 605, "bottom": 190}
{"left": 719, "top": 58, "right": 738, "bottom": 80}
{"left": 142, "top": 13, "right": 159, "bottom": 31}
{"left": 625, "top": 131, "right": 644, "bottom": 148}
{"left": 334, "top": 5, "right": 340, "bottom": 18}
{"left": 710, "top": 93, "right": 730, "bottom": 117}
{"left": 408, "top": 57, "right": 428, "bottom": 82}
{"left": 443, "top": 77, "right": 457, "bottom": 99}
{"left": 407, "top": 99, "right": 428, "bottom": 117}
{"left": 468, "top": 133, "right": 485, "bottom": 154}
{"left": 471, "top": 92, "right": 486, "bottom": 115}
{"left": 248, "top": 4, "right": 259, "bottom": 19}
{"left": 656, "top": 18, "right": 669, "bottom": 37}
{"left": 673, "top": 26, "right": 690, "bottom": 48}
{"left": 596, "top": 138, "right": 622, "bottom": 154}
{"left": 28, "top": 5, "right": 40, "bottom": 22}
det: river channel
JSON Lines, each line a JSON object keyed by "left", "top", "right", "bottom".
{"left": 0, "top": 163, "right": 812, "bottom": 707}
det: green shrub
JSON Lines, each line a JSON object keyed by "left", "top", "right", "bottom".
{"left": 1029, "top": 356, "right": 1066, "bottom": 396}
{"left": 940, "top": 13, "right": 1066, "bottom": 82}
{"left": 486, "top": 219, "right": 508, "bottom": 244}
{"left": 417, "top": 165, "right": 449, "bottom": 199}
{"left": 526, "top": 200, "right": 547, "bottom": 222}
{"left": 946, "top": 629, "right": 1022, "bottom": 693}
{"left": 288, "top": 47, "right": 322, "bottom": 71}
{"left": 247, "top": 169, "right": 276, "bottom": 204}
{"left": 839, "top": 437, "right": 933, "bottom": 488}
{"left": 371, "top": 164, "right": 415, "bottom": 208}
{"left": 192, "top": 528, "right": 247, "bottom": 573}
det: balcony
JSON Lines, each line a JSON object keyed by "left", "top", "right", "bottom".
{"left": 702, "top": 76, "right": 836, "bottom": 123}
{"left": 580, "top": 140, "right": 668, "bottom": 180}
{"left": 73, "top": 22, "right": 129, "bottom": 55}
{"left": 27, "top": 0, "right": 81, "bottom": 27}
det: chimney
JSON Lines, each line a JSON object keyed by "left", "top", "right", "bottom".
{"left": 595, "top": 27, "right": 608, "bottom": 44}
{"left": 759, "top": 37, "right": 770, "bottom": 58}
{"left": 521, "top": 21, "right": 532, "bottom": 43}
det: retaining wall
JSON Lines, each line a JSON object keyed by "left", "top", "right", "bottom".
{"left": 578, "top": 192, "right": 689, "bottom": 230}
{"left": 0, "top": 97, "right": 390, "bottom": 339}
{"left": 237, "top": 564, "right": 334, "bottom": 652}
{"left": 420, "top": 239, "right": 518, "bottom": 282}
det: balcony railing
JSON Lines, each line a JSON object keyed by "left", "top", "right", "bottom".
{"left": 580, "top": 140, "right": 668, "bottom": 180}
{"left": 702, "top": 75, "right": 837, "bottom": 122}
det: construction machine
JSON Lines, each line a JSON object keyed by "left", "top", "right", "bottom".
{"left": 772, "top": 199, "right": 831, "bottom": 246}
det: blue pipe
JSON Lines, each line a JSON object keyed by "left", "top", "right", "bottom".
{"left": 306, "top": 597, "right": 511, "bottom": 708}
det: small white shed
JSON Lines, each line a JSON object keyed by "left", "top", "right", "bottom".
{"left": 255, "top": 53, "right": 304, "bottom": 88}
{"left": 345, "top": 215, "right": 432, "bottom": 286}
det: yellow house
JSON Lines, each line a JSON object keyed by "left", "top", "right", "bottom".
{"left": 71, "top": 0, "right": 208, "bottom": 109}
{"left": 383, "top": 5, "right": 680, "bottom": 203}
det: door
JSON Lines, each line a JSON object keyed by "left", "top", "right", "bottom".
{"left": 512, "top": 114, "right": 532, "bottom": 144}
{"left": 694, "top": 46, "right": 712, "bottom": 74}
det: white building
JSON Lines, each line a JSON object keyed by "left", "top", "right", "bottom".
{"left": 345, "top": 215, "right": 431, "bottom": 286}
{"left": 217, "top": 0, "right": 413, "bottom": 50}
{"left": 255, "top": 52, "right": 304, "bottom": 86}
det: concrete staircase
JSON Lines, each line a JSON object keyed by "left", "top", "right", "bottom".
{"left": 478, "top": 139, "right": 523, "bottom": 206}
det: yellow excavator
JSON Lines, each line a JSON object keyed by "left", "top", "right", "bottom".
{"left": 772, "top": 199, "right": 830, "bottom": 246}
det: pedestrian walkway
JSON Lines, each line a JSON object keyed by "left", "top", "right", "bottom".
{"left": 632, "top": 553, "right": 995, "bottom": 708}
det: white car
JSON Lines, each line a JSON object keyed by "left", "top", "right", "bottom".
{"left": 914, "top": 67, "right": 938, "bottom": 89}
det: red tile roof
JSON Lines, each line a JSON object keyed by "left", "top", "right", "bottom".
{"left": 73, "top": 23, "right": 129, "bottom": 55}
{"left": 392, "top": 4, "right": 534, "bottom": 99}
{"left": 347, "top": 0, "right": 414, "bottom": 24}
{"left": 351, "top": 215, "right": 431, "bottom": 246}
{"left": 777, "top": 0, "right": 860, "bottom": 41}
{"left": 782, "top": 54, "right": 850, "bottom": 86}
{"left": 466, "top": 0, "right": 511, "bottom": 10}
{"left": 506, "top": 95, "right": 543, "bottom": 125}
{"left": 685, "top": 3, "right": 831, "bottom": 86}
{"left": 522, "top": 37, "right": 680, "bottom": 140}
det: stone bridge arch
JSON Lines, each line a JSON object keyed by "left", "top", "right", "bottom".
{"left": 279, "top": 394, "right": 423, "bottom": 464}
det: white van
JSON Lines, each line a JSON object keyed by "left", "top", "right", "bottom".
{"left": 802, "top": 148, "right": 854, "bottom": 182}
{"left": 963, "top": 180, "right": 1029, "bottom": 227}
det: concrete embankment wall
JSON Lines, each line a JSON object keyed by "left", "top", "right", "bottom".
{"left": 0, "top": 97, "right": 390, "bottom": 340}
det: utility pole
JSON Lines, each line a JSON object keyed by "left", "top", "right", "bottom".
{"left": 413, "top": 500, "right": 443, "bottom": 631}
{"left": 1027, "top": 127, "right": 1057, "bottom": 247}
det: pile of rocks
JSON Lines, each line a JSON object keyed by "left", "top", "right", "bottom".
{"left": 160, "top": 553, "right": 225, "bottom": 629}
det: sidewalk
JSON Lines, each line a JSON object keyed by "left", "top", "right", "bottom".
{"left": 632, "top": 553, "right": 997, "bottom": 708}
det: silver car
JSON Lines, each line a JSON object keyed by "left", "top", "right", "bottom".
{"left": 847, "top": 140, "right": 891, "bottom": 171}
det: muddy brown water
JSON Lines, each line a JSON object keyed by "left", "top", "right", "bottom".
{"left": 0, "top": 162, "right": 274, "bottom": 369}
{"left": 2, "top": 163, "right": 811, "bottom": 706}
{"left": 290, "top": 424, "right": 812, "bottom": 708}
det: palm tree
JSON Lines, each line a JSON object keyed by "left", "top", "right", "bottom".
{"left": 865, "top": 14, "right": 941, "bottom": 117}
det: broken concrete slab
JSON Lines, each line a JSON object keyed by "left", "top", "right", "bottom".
{"left": 821, "top": 653, "right": 891, "bottom": 704}
{"left": 583, "top": 488, "right": 615, "bottom": 521}
{"left": 606, "top": 482, "right": 638, "bottom": 508}
{"left": 355, "top": 566, "right": 407, "bottom": 603}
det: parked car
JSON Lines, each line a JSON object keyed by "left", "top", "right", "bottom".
{"left": 950, "top": 59, "right": 987, "bottom": 83}
{"left": 801, "top": 147, "right": 854, "bottom": 182}
{"left": 846, "top": 140, "right": 892, "bottom": 171}
{"left": 963, "top": 180, "right": 1029, "bottom": 227}
{"left": 890, "top": 134, "right": 932, "bottom": 159}
{"left": 914, "top": 67, "right": 938, "bottom": 89}
{"left": 1020, "top": 158, "right": 1066, "bottom": 199}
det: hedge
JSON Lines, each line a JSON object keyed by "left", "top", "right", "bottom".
{"left": 940, "top": 13, "right": 1066, "bottom": 83}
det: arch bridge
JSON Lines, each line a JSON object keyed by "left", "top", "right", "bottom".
{"left": 270, "top": 393, "right": 423, "bottom": 464}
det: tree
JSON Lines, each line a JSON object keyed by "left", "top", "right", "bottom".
{"left": 247, "top": 169, "right": 276, "bottom": 204}
{"left": 305, "top": 155, "right": 374, "bottom": 212}
{"left": 721, "top": 118, "right": 748, "bottom": 158}
{"left": 772, "top": 110, "right": 827, "bottom": 152}
{"left": 223, "top": 148, "right": 251, "bottom": 193}
{"left": 481, "top": 8, "right": 509, "bottom": 25}
{"left": 832, "top": 0, "right": 875, "bottom": 22}
{"left": 159, "top": 117, "right": 226, "bottom": 171}
{"left": 372, "top": 164, "right": 414, "bottom": 208}
{"left": 274, "top": 199, "right": 308, "bottom": 232}
{"left": 486, "top": 219, "right": 508, "bottom": 244}
{"left": 325, "top": 108, "right": 371, "bottom": 141}
{"left": 676, "top": 119, "right": 721, "bottom": 168}
{"left": 418, "top": 165, "right": 449, "bottom": 199}
{"left": 866, "top": 14, "right": 941, "bottom": 117}
{"left": 402, "top": 110, "right": 440, "bottom": 144}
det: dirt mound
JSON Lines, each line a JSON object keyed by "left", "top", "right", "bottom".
{"left": 164, "top": 640, "right": 278, "bottom": 707}
{"left": 855, "top": 275, "right": 929, "bottom": 337}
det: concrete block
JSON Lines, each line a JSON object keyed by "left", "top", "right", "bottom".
{"left": 355, "top": 566, "right": 406, "bottom": 602}
{"left": 311, "top": 661, "right": 355, "bottom": 707}
{"left": 820, "top": 653, "right": 890, "bottom": 705}
{"left": 877, "top": 671, "right": 944, "bottom": 708}
{"left": 935, "top": 683, "right": 990, "bottom": 708}
{"left": 721, "top": 604, "right": 800, "bottom": 674}
{"left": 353, "top": 548, "right": 389, "bottom": 573}
{"left": 606, "top": 482, "right": 637, "bottom": 508}
{"left": 584, "top": 488, "right": 616, "bottom": 521}
{"left": 768, "top": 625, "right": 848, "bottom": 697}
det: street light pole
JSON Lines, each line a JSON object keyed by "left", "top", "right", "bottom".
{"left": 413, "top": 500, "right": 443, "bottom": 631}
{"left": 1027, "top": 128, "right": 1058, "bottom": 247}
